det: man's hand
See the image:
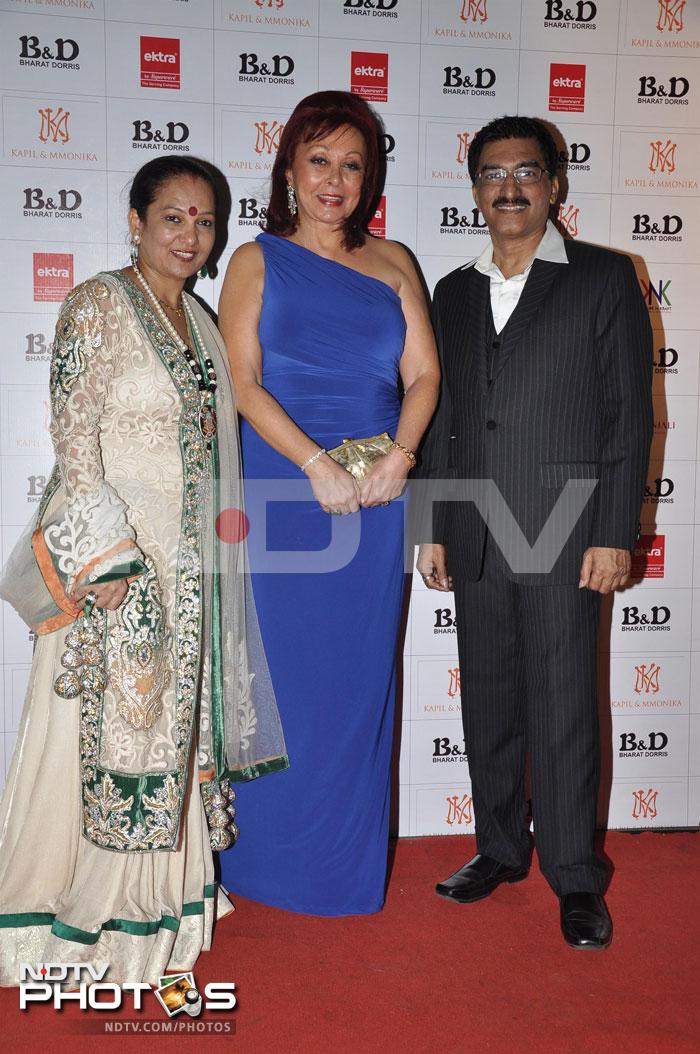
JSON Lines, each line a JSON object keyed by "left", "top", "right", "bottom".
{"left": 417, "top": 543, "right": 452, "bottom": 592}
{"left": 578, "top": 547, "right": 631, "bottom": 594}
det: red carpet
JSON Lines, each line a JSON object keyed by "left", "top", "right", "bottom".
{"left": 3, "top": 832, "right": 698, "bottom": 1054}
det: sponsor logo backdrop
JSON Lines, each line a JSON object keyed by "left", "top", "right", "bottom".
{"left": 0, "top": 0, "right": 698, "bottom": 834}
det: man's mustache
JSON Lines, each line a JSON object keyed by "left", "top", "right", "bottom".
{"left": 492, "top": 197, "right": 530, "bottom": 208}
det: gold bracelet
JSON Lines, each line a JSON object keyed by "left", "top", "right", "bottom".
{"left": 390, "top": 441, "right": 416, "bottom": 468}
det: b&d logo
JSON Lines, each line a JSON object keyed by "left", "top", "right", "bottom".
{"left": 24, "top": 332, "right": 51, "bottom": 363}
{"left": 558, "top": 141, "right": 591, "bottom": 172}
{"left": 549, "top": 63, "right": 586, "bottom": 112}
{"left": 238, "top": 52, "right": 295, "bottom": 85}
{"left": 638, "top": 75, "right": 689, "bottom": 106}
{"left": 619, "top": 731, "right": 669, "bottom": 758}
{"left": 621, "top": 604, "right": 671, "bottom": 632}
{"left": 432, "top": 736, "right": 468, "bottom": 762}
{"left": 632, "top": 213, "right": 683, "bottom": 243}
{"left": 19, "top": 33, "right": 80, "bottom": 70}
{"left": 23, "top": 188, "right": 82, "bottom": 220}
{"left": 343, "top": 0, "right": 399, "bottom": 20}
{"left": 653, "top": 345, "right": 678, "bottom": 375}
{"left": 631, "top": 534, "right": 665, "bottom": 580}
{"left": 27, "top": 474, "right": 47, "bottom": 503}
{"left": 442, "top": 64, "right": 496, "bottom": 98}
{"left": 238, "top": 197, "right": 267, "bottom": 227}
{"left": 368, "top": 195, "right": 386, "bottom": 238}
{"left": 544, "top": 1, "right": 597, "bottom": 29}
{"left": 433, "top": 607, "right": 457, "bottom": 633}
{"left": 644, "top": 474, "right": 675, "bottom": 505}
{"left": 140, "top": 36, "right": 181, "bottom": 91}
{"left": 33, "top": 252, "right": 73, "bottom": 303}
{"left": 132, "top": 120, "right": 190, "bottom": 152}
{"left": 350, "top": 51, "right": 388, "bottom": 103}
{"left": 439, "top": 205, "right": 487, "bottom": 235}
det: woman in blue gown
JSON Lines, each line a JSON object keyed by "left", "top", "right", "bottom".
{"left": 218, "top": 91, "right": 440, "bottom": 916}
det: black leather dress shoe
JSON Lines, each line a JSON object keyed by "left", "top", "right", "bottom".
{"left": 560, "top": 893, "right": 612, "bottom": 950}
{"left": 435, "top": 853, "right": 529, "bottom": 903}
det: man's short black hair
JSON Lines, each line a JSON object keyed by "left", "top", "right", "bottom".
{"left": 467, "top": 116, "right": 560, "bottom": 183}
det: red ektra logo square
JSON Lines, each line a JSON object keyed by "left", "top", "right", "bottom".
{"left": 368, "top": 195, "right": 386, "bottom": 238}
{"left": 549, "top": 63, "right": 586, "bottom": 113}
{"left": 33, "top": 252, "right": 73, "bottom": 302}
{"left": 140, "top": 36, "right": 181, "bottom": 90}
{"left": 351, "top": 51, "right": 388, "bottom": 103}
{"left": 631, "top": 534, "right": 665, "bottom": 579}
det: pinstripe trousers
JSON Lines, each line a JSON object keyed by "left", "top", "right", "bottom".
{"left": 453, "top": 541, "right": 609, "bottom": 895}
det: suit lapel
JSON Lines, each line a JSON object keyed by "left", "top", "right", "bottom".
{"left": 465, "top": 266, "right": 490, "bottom": 396}
{"left": 491, "top": 258, "right": 565, "bottom": 382}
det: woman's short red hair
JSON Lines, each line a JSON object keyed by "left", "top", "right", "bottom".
{"left": 263, "top": 90, "right": 382, "bottom": 250}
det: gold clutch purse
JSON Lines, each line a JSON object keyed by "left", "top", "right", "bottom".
{"left": 326, "top": 432, "right": 394, "bottom": 481}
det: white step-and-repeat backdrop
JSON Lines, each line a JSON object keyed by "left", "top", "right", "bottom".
{"left": 0, "top": 0, "right": 698, "bottom": 836}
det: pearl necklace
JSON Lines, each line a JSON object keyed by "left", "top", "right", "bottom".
{"left": 132, "top": 263, "right": 218, "bottom": 447}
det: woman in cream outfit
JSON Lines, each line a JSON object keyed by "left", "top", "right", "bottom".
{"left": 0, "top": 156, "right": 286, "bottom": 985}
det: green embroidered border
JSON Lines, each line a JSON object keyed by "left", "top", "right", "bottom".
{"left": 0, "top": 885, "right": 217, "bottom": 945}
{"left": 227, "top": 755, "right": 290, "bottom": 782}
{"left": 80, "top": 271, "right": 208, "bottom": 854}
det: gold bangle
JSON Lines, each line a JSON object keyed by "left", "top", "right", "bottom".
{"left": 390, "top": 441, "right": 416, "bottom": 468}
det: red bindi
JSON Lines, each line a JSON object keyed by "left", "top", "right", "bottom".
{"left": 188, "top": 206, "right": 198, "bottom": 216}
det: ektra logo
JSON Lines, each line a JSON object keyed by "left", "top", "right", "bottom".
{"left": 33, "top": 252, "right": 73, "bottom": 302}
{"left": 549, "top": 63, "right": 586, "bottom": 113}
{"left": 368, "top": 195, "right": 386, "bottom": 238}
{"left": 631, "top": 533, "right": 665, "bottom": 579}
{"left": 350, "top": 51, "right": 388, "bottom": 103}
{"left": 140, "top": 36, "right": 181, "bottom": 91}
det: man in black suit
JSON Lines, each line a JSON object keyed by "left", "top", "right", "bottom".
{"left": 417, "top": 115, "right": 653, "bottom": 949}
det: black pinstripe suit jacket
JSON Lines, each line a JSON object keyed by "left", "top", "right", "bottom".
{"left": 418, "top": 239, "right": 654, "bottom": 584}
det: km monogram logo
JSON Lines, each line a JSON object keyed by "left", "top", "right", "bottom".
{"left": 558, "top": 203, "right": 579, "bottom": 237}
{"left": 37, "top": 106, "right": 70, "bottom": 144}
{"left": 456, "top": 132, "right": 471, "bottom": 165}
{"left": 447, "top": 667, "right": 461, "bottom": 699}
{"left": 632, "top": 788, "right": 658, "bottom": 820}
{"left": 445, "top": 794, "right": 473, "bottom": 826}
{"left": 634, "top": 663, "right": 661, "bottom": 694}
{"left": 649, "top": 138, "right": 677, "bottom": 174}
{"left": 657, "top": 0, "right": 685, "bottom": 33}
{"left": 460, "top": 0, "right": 487, "bottom": 23}
{"left": 253, "top": 120, "right": 284, "bottom": 155}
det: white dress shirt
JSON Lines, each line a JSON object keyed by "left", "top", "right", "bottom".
{"left": 472, "top": 219, "right": 569, "bottom": 334}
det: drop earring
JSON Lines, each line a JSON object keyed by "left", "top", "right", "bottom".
{"left": 198, "top": 262, "right": 209, "bottom": 279}
{"left": 286, "top": 182, "right": 297, "bottom": 217}
{"left": 130, "top": 233, "right": 140, "bottom": 267}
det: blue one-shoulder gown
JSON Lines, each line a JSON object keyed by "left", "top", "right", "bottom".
{"left": 220, "top": 233, "right": 407, "bottom": 916}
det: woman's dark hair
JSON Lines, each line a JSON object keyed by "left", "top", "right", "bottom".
{"left": 129, "top": 155, "right": 218, "bottom": 220}
{"left": 467, "top": 116, "right": 560, "bottom": 183}
{"left": 264, "top": 90, "right": 381, "bottom": 250}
